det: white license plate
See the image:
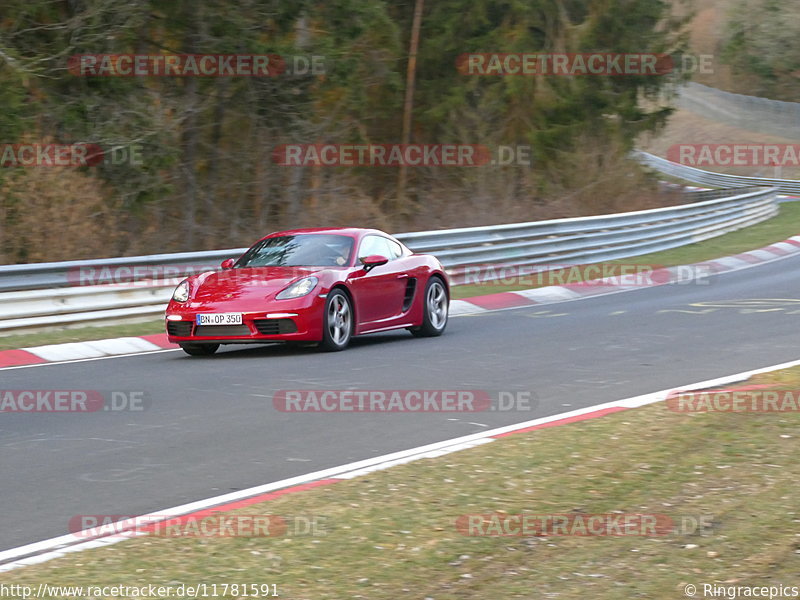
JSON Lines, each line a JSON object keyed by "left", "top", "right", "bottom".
{"left": 196, "top": 313, "right": 242, "bottom": 326}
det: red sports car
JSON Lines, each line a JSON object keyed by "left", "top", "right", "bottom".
{"left": 165, "top": 227, "right": 449, "bottom": 355}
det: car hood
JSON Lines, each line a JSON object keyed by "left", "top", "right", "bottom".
{"left": 190, "top": 266, "right": 326, "bottom": 302}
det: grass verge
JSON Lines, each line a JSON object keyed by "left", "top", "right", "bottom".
{"left": 3, "top": 367, "right": 799, "bottom": 598}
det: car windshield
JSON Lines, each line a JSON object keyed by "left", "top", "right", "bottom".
{"left": 235, "top": 234, "right": 354, "bottom": 267}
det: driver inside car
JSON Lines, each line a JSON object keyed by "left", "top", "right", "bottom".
{"left": 328, "top": 240, "right": 352, "bottom": 266}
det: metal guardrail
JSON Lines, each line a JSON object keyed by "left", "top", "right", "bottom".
{"left": 0, "top": 249, "right": 242, "bottom": 293}
{"left": 636, "top": 151, "right": 800, "bottom": 195}
{"left": 675, "top": 82, "right": 800, "bottom": 142}
{"left": 0, "top": 185, "right": 780, "bottom": 334}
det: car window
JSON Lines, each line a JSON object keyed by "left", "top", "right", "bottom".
{"left": 235, "top": 234, "right": 353, "bottom": 267}
{"left": 385, "top": 239, "right": 403, "bottom": 259}
{"left": 358, "top": 235, "right": 393, "bottom": 260}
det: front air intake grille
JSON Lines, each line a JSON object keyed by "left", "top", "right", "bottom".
{"left": 194, "top": 325, "right": 252, "bottom": 337}
{"left": 167, "top": 321, "right": 193, "bottom": 337}
{"left": 253, "top": 318, "right": 298, "bottom": 335}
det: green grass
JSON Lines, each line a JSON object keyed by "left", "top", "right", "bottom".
{"left": 451, "top": 200, "right": 800, "bottom": 299}
{"left": 3, "top": 367, "right": 800, "bottom": 599}
{"left": 0, "top": 320, "right": 165, "bottom": 351}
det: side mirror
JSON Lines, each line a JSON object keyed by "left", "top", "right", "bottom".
{"left": 360, "top": 254, "right": 389, "bottom": 272}
{"left": 220, "top": 258, "right": 236, "bottom": 270}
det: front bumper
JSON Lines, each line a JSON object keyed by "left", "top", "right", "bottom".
{"left": 165, "top": 295, "right": 326, "bottom": 344}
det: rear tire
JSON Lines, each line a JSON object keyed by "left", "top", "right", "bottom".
{"left": 320, "top": 289, "right": 353, "bottom": 351}
{"left": 180, "top": 343, "right": 219, "bottom": 356}
{"left": 410, "top": 276, "right": 448, "bottom": 337}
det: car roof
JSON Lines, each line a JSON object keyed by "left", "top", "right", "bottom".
{"left": 261, "top": 227, "right": 389, "bottom": 239}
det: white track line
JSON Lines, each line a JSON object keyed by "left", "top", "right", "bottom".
{"left": 3, "top": 356, "right": 800, "bottom": 572}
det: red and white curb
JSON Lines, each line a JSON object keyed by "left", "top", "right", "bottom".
{"left": 0, "top": 334, "right": 176, "bottom": 368}
{"left": 2, "top": 234, "right": 800, "bottom": 370}
{"left": 3, "top": 356, "right": 800, "bottom": 573}
{"left": 449, "top": 234, "right": 800, "bottom": 315}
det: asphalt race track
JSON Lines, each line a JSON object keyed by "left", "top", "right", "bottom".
{"left": 2, "top": 254, "right": 800, "bottom": 551}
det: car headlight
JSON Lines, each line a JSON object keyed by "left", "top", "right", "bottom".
{"left": 276, "top": 276, "right": 318, "bottom": 300}
{"left": 172, "top": 280, "right": 190, "bottom": 302}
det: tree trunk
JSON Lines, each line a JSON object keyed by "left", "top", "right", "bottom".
{"left": 396, "top": 0, "right": 424, "bottom": 215}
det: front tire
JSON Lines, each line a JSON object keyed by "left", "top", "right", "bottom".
{"left": 180, "top": 343, "right": 219, "bottom": 356}
{"left": 410, "top": 276, "right": 448, "bottom": 337}
{"left": 320, "top": 289, "right": 353, "bottom": 351}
